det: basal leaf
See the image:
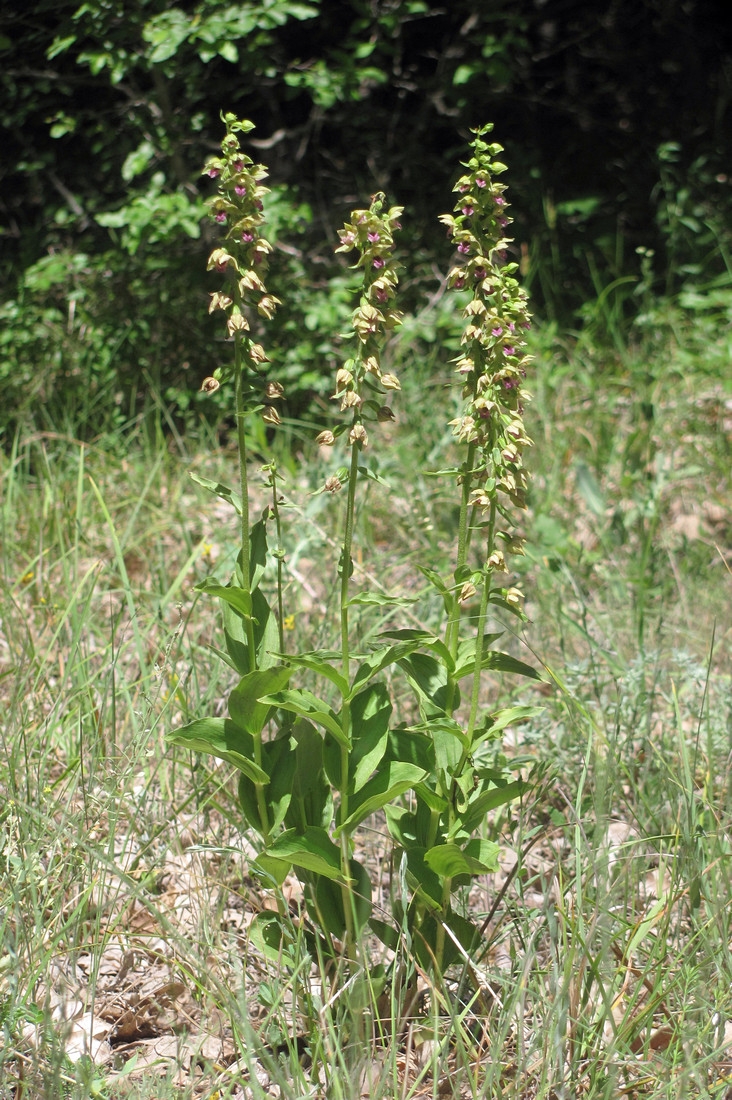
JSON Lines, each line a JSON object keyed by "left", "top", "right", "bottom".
{"left": 228, "top": 665, "right": 293, "bottom": 736}
{"left": 338, "top": 761, "right": 428, "bottom": 834}
{"left": 265, "top": 827, "right": 343, "bottom": 880}
{"left": 350, "top": 681, "right": 392, "bottom": 792}
{"left": 260, "top": 689, "right": 347, "bottom": 744}
{"left": 314, "top": 859, "right": 372, "bottom": 937}
{"left": 167, "top": 717, "right": 267, "bottom": 784}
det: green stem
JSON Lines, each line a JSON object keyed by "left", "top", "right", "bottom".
{"left": 234, "top": 335, "right": 269, "bottom": 841}
{"left": 338, "top": 440, "right": 360, "bottom": 956}
{"left": 234, "top": 337, "right": 257, "bottom": 672}
{"left": 269, "top": 463, "right": 286, "bottom": 656}
{"left": 443, "top": 439, "right": 477, "bottom": 717}
{"left": 466, "top": 500, "right": 496, "bottom": 741}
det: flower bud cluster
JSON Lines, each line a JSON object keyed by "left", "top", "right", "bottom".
{"left": 316, "top": 193, "right": 403, "bottom": 458}
{"left": 201, "top": 114, "right": 283, "bottom": 422}
{"left": 440, "top": 124, "right": 533, "bottom": 580}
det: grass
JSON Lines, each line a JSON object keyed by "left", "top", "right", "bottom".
{"left": 1, "top": 303, "right": 731, "bottom": 1099}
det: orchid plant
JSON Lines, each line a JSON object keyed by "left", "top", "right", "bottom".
{"left": 168, "top": 116, "right": 542, "bottom": 982}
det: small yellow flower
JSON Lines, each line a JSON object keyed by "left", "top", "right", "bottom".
{"left": 201, "top": 542, "right": 214, "bottom": 558}
{"left": 283, "top": 615, "right": 296, "bottom": 632}
{"left": 21, "top": 571, "right": 34, "bottom": 585}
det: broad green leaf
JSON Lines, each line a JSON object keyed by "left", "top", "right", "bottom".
{"left": 410, "top": 908, "right": 481, "bottom": 971}
{"left": 403, "top": 847, "right": 442, "bottom": 908}
{"left": 385, "top": 805, "right": 419, "bottom": 848}
{"left": 416, "top": 564, "right": 449, "bottom": 596}
{"left": 196, "top": 579, "right": 252, "bottom": 619}
{"left": 248, "top": 911, "right": 297, "bottom": 967}
{"left": 251, "top": 853, "right": 290, "bottom": 888}
{"left": 282, "top": 652, "right": 349, "bottom": 698}
{"left": 454, "top": 778, "right": 527, "bottom": 834}
{"left": 338, "top": 761, "right": 428, "bottom": 834}
{"left": 248, "top": 516, "right": 269, "bottom": 592}
{"left": 167, "top": 717, "right": 266, "bottom": 784}
{"left": 472, "top": 705, "right": 544, "bottom": 749}
{"left": 349, "top": 640, "right": 423, "bottom": 696}
{"left": 369, "top": 916, "right": 399, "bottom": 951}
{"left": 424, "top": 839, "right": 500, "bottom": 879}
{"left": 228, "top": 666, "right": 293, "bottom": 736}
{"left": 350, "top": 681, "right": 392, "bottom": 792}
{"left": 429, "top": 718, "right": 468, "bottom": 774}
{"left": 189, "top": 472, "right": 242, "bottom": 515}
{"left": 413, "top": 782, "right": 448, "bottom": 814}
{"left": 480, "top": 652, "right": 545, "bottom": 681}
{"left": 345, "top": 592, "right": 417, "bottom": 608}
{"left": 385, "top": 726, "right": 435, "bottom": 774}
{"left": 265, "top": 827, "right": 342, "bottom": 880}
{"left": 238, "top": 735, "right": 296, "bottom": 834}
{"left": 398, "top": 652, "right": 456, "bottom": 716}
{"left": 223, "top": 587, "right": 278, "bottom": 674}
{"left": 284, "top": 721, "right": 332, "bottom": 831}
{"left": 357, "top": 464, "right": 389, "bottom": 485}
{"left": 381, "top": 628, "right": 454, "bottom": 672}
{"left": 260, "top": 689, "right": 347, "bottom": 744}
{"left": 453, "top": 633, "right": 503, "bottom": 679}
{"left": 314, "top": 859, "right": 372, "bottom": 937}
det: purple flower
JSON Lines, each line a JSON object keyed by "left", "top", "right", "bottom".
{"left": 503, "top": 346, "right": 516, "bottom": 356}
{"left": 235, "top": 185, "right": 246, "bottom": 196}
{"left": 457, "top": 242, "right": 470, "bottom": 255}
{"left": 391, "top": 219, "right": 402, "bottom": 230}
{"left": 498, "top": 217, "right": 508, "bottom": 229}
{"left": 374, "top": 287, "right": 389, "bottom": 302}
{"left": 492, "top": 326, "right": 503, "bottom": 337}
{"left": 215, "top": 212, "right": 227, "bottom": 223}
{"left": 476, "top": 177, "right": 486, "bottom": 188}
{"left": 207, "top": 167, "right": 220, "bottom": 178}
{"left": 233, "top": 160, "right": 243, "bottom": 172}
{"left": 474, "top": 267, "right": 487, "bottom": 281}
{"left": 508, "top": 322, "right": 516, "bottom": 332}
{"left": 242, "top": 231, "right": 254, "bottom": 242}
{"left": 215, "top": 260, "right": 228, "bottom": 272}
{"left": 255, "top": 200, "right": 263, "bottom": 211}
{"left": 373, "top": 257, "right": 385, "bottom": 269}
{"left": 367, "top": 231, "right": 380, "bottom": 242}
{"left": 458, "top": 183, "right": 469, "bottom": 193}
{"left": 339, "top": 230, "right": 356, "bottom": 246}
{"left": 478, "top": 407, "right": 491, "bottom": 418}
{"left": 495, "top": 196, "right": 505, "bottom": 206}
{"left": 462, "top": 204, "right": 474, "bottom": 217}
{"left": 503, "top": 379, "right": 515, "bottom": 390}
{"left": 454, "top": 275, "right": 466, "bottom": 289}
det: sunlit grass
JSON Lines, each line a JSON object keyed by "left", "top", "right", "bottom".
{"left": 1, "top": 313, "right": 731, "bottom": 1098}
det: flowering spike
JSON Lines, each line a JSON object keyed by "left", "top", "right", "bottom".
{"left": 441, "top": 123, "right": 533, "bottom": 586}
{"left": 322, "top": 193, "right": 403, "bottom": 448}
{"left": 201, "top": 116, "right": 282, "bottom": 420}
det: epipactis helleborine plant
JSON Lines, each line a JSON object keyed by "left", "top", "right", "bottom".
{"left": 168, "top": 117, "right": 542, "bottom": 985}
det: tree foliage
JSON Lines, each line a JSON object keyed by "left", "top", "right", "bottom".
{"left": 1, "top": 0, "right": 730, "bottom": 434}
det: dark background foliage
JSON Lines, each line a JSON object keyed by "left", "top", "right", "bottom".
{"left": 1, "top": 0, "right": 730, "bottom": 434}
